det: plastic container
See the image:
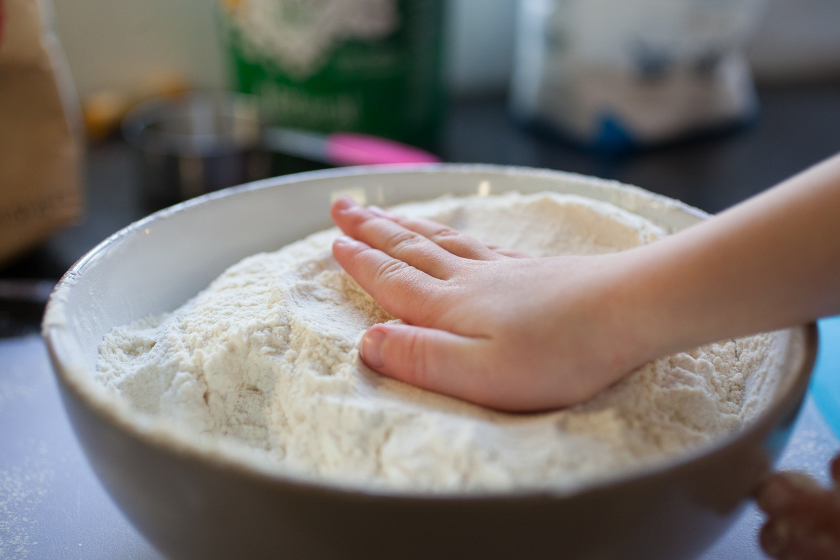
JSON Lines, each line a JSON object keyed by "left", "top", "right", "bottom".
{"left": 510, "top": 0, "right": 768, "bottom": 153}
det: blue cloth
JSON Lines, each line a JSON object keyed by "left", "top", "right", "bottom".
{"left": 810, "top": 316, "right": 840, "bottom": 439}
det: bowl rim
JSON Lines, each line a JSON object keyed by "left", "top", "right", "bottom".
{"left": 42, "top": 163, "right": 819, "bottom": 502}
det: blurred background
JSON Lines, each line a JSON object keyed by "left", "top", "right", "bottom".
{"left": 1, "top": 0, "right": 840, "bottom": 329}
{"left": 50, "top": 0, "right": 840, "bottom": 100}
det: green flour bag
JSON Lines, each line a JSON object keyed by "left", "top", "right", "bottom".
{"left": 220, "top": 0, "right": 445, "bottom": 150}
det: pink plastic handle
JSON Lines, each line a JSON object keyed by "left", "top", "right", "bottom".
{"left": 325, "top": 133, "right": 442, "bottom": 166}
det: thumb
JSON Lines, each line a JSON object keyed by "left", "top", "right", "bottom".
{"left": 360, "top": 323, "right": 495, "bottom": 405}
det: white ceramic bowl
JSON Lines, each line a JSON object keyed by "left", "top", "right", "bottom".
{"left": 43, "top": 165, "right": 816, "bottom": 560}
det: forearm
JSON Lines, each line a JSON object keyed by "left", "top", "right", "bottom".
{"left": 628, "top": 153, "right": 840, "bottom": 359}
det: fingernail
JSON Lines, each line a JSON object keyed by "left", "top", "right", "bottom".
{"left": 333, "top": 236, "right": 362, "bottom": 251}
{"left": 758, "top": 478, "right": 795, "bottom": 513}
{"left": 361, "top": 328, "right": 386, "bottom": 369}
{"left": 761, "top": 521, "right": 787, "bottom": 557}
{"left": 368, "top": 206, "right": 395, "bottom": 218}
{"left": 782, "top": 471, "right": 823, "bottom": 491}
{"left": 333, "top": 196, "right": 357, "bottom": 212}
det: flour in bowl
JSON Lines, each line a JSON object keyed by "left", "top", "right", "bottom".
{"left": 96, "top": 192, "right": 779, "bottom": 493}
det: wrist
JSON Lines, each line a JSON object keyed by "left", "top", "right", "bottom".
{"left": 605, "top": 242, "right": 698, "bottom": 368}
{"left": 572, "top": 249, "right": 673, "bottom": 383}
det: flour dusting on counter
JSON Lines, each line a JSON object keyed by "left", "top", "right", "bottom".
{"left": 96, "top": 192, "right": 777, "bottom": 493}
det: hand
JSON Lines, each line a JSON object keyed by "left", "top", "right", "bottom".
{"left": 757, "top": 454, "right": 840, "bottom": 560}
{"left": 330, "top": 152, "right": 840, "bottom": 411}
{"left": 330, "top": 196, "right": 654, "bottom": 411}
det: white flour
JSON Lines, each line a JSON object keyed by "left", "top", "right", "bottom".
{"left": 96, "top": 192, "right": 777, "bottom": 493}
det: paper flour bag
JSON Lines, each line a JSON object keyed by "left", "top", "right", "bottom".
{"left": 0, "top": 0, "right": 83, "bottom": 266}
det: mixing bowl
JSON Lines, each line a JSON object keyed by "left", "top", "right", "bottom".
{"left": 43, "top": 165, "right": 816, "bottom": 560}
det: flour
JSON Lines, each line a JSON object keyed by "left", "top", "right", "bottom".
{"left": 96, "top": 192, "right": 778, "bottom": 493}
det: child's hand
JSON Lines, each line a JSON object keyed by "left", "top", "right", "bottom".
{"left": 331, "top": 152, "right": 840, "bottom": 412}
{"left": 330, "top": 196, "right": 654, "bottom": 411}
{"left": 757, "top": 454, "right": 840, "bottom": 560}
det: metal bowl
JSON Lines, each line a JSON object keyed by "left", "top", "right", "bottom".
{"left": 122, "top": 92, "right": 273, "bottom": 207}
{"left": 43, "top": 165, "right": 816, "bottom": 560}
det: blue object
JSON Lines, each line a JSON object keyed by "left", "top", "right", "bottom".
{"left": 809, "top": 316, "right": 840, "bottom": 439}
{"left": 592, "top": 113, "right": 637, "bottom": 155}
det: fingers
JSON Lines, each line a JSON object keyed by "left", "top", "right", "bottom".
{"left": 485, "top": 243, "right": 531, "bottom": 258}
{"left": 359, "top": 323, "right": 507, "bottom": 409}
{"left": 332, "top": 235, "right": 444, "bottom": 325}
{"left": 366, "top": 204, "right": 506, "bottom": 261}
{"left": 758, "top": 472, "right": 840, "bottom": 560}
{"left": 758, "top": 472, "right": 824, "bottom": 516}
{"left": 761, "top": 517, "right": 840, "bottom": 560}
{"left": 332, "top": 197, "right": 458, "bottom": 279}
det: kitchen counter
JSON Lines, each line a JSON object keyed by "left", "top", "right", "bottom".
{"left": 2, "top": 83, "right": 840, "bottom": 558}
